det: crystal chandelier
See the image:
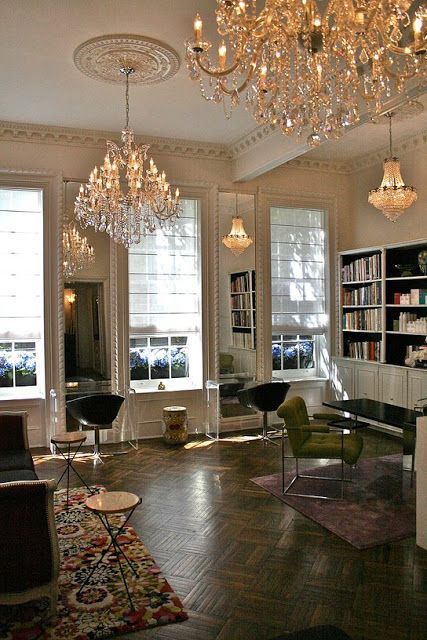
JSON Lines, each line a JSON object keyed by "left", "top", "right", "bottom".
{"left": 368, "top": 111, "right": 417, "bottom": 221}
{"left": 186, "top": 1, "right": 426, "bottom": 142}
{"left": 63, "top": 219, "right": 95, "bottom": 279}
{"left": 75, "top": 66, "right": 181, "bottom": 248}
{"left": 222, "top": 194, "right": 254, "bottom": 256}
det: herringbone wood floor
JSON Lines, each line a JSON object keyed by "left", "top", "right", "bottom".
{"left": 33, "top": 428, "right": 427, "bottom": 640}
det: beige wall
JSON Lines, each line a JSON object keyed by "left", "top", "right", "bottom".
{"left": 343, "top": 136, "right": 426, "bottom": 250}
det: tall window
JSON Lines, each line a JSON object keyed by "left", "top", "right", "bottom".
{"left": 0, "top": 188, "right": 44, "bottom": 396}
{"left": 129, "top": 199, "right": 202, "bottom": 391}
{"left": 270, "top": 207, "right": 328, "bottom": 378}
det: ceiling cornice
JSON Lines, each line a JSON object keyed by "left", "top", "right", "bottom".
{"left": 348, "top": 129, "right": 427, "bottom": 173}
{"left": 0, "top": 120, "right": 231, "bottom": 161}
{"left": 0, "top": 120, "right": 425, "bottom": 176}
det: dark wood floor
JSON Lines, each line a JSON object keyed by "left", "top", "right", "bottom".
{"left": 33, "top": 428, "right": 427, "bottom": 640}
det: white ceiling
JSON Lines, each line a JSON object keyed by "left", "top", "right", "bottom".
{"left": 0, "top": 0, "right": 426, "bottom": 165}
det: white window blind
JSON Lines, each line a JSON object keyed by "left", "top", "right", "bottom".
{"left": 271, "top": 207, "right": 327, "bottom": 334}
{"left": 0, "top": 188, "right": 44, "bottom": 339}
{"left": 129, "top": 199, "right": 201, "bottom": 335}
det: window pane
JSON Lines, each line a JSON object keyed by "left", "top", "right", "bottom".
{"left": 15, "top": 348, "right": 37, "bottom": 387}
{"left": 171, "top": 348, "right": 189, "bottom": 378}
{"left": 150, "top": 337, "right": 169, "bottom": 347}
{"left": 272, "top": 343, "right": 282, "bottom": 370}
{"left": 150, "top": 348, "right": 170, "bottom": 379}
{"left": 299, "top": 341, "right": 315, "bottom": 369}
{"left": 0, "top": 349, "right": 13, "bottom": 387}
{"left": 282, "top": 343, "right": 298, "bottom": 369}
{"left": 130, "top": 348, "right": 149, "bottom": 380}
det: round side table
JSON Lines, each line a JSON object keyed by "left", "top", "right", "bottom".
{"left": 162, "top": 405, "right": 188, "bottom": 444}
{"left": 51, "top": 432, "right": 92, "bottom": 508}
{"left": 79, "top": 491, "right": 141, "bottom": 610}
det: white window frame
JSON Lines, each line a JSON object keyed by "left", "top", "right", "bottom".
{"left": 269, "top": 203, "right": 330, "bottom": 381}
{"left": 128, "top": 197, "right": 203, "bottom": 393}
{"left": 0, "top": 186, "right": 45, "bottom": 399}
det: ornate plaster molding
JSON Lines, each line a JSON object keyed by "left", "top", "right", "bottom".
{"left": 349, "top": 129, "right": 427, "bottom": 173}
{"left": 73, "top": 34, "right": 180, "bottom": 85}
{"left": 286, "top": 156, "right": 350, "bottom": 174}
{"left": 230, "top": 123, "right": 278, "bottom": 156}
{"left": 0, "top": 120, "right": 231, "bottom": 161}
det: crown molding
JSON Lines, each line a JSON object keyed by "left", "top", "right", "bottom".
{"left": 349, "top": 129, "right": 427, "bottom": 172}
{"left": 229, "top": 122, "right": 278, "bottom": 156}
{"left": 286, "top": 156, "right": 350, "bottom": 174}
{"left": 0, "top": 120, "right": 231, "bottom": 161}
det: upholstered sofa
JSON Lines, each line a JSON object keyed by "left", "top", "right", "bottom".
{"left": 0, "top": 412, "right": 60, "bottom": 616}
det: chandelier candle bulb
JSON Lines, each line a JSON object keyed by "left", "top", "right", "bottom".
{"left": 194, "top": 14, "right": 203, "bottom": 42}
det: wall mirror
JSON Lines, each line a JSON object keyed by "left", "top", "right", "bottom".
{"left": 217, "top": 191, "right": 256, "bottom": 419}
{"left": 63, "top": 181, "right": 111, "bottom": 393}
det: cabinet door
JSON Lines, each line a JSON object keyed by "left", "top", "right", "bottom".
{"left": 355, "top": 363, "right": 379, "bottom": 400}
{"left": 407, "top": 370, "right": 427, "bottom": 410}
{"left": 379, "top": 367, "right": 407, "bottom": 408}
{"left": 331, "top": 359, "right": 354, "bottom": 400}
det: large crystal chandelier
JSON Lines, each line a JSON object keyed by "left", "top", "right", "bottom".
{"left": 186, "top": 1, "right": 426, "bottom": 142}
{"left": 368, "top": 111, "right": 417, "bottom": 221}
{"left": 75, "top": 66, "right": 181, "bottom": 248}
{"left": 63, "top": 219, "right": 95, "bottom": 279}
{"left": 222, "top": 194, "right": 254, "bottom": 256}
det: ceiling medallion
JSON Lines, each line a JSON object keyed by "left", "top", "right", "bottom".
{"left": 73, "top": 34, "right": 180, "bottom": 85}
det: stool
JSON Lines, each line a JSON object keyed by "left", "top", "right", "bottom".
{"left": 78, "top": 491, "right": 141, "bottom": 610}
{"left": 162, "top": 406, "right": 188, "bottom": 444}
{"left": 51, "top": 432, "right": 92, "bottom": 508}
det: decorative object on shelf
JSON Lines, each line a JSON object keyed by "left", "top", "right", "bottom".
{"left": 162, "top": 405, "right": 188, "bottom": 444}
{"left": 222, "top": 194, "right": 253, "bottom": 256}
{"left": 418, "top": 249, "right": 427, "bottom": 275}
{"left": 394, "top": 263, "right": 414, "bottom": 277}
{"left": 74, "top": 39, "right": 181, "bottom": 247}
{"left": 63, "top": 218, "right": 94, "bottom": 279}
{"left": 186, "top": 1, "right": 426, "bottom": 141}
{"left": 368, "top": 112, "right": 418, "bottom": 222}
{"left": 157, "top": 381, "right": 166, "bottom": 390}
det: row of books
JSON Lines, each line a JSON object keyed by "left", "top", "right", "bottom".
{"left": 342, "top": 308, "right": 381, "bottom": 331}
{"left": 342, "top": 282, "right": 381, "bottom": 306}
{"left": 230, "top": 272, "right": 252, "bottom": 293}
{"left": 342, "top": 253, "right": 381, "bottom": 283}
{"left": 232, "top": 310, "right": 254, "bottom": 327}
{"left": 230, "top": 293, "right": 252, "bottom": 309}
{"left": 345, "top": 341, "right": 381, "bottom": 361}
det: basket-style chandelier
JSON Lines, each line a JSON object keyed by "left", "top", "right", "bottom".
{"left": 63, "top": 219, "right": 95, "bottom": 279}
{"left": 75, "top": 66, "right": 181, "bottom": 248}
{"left": 186, "top": 1, "right": 426, "bottom": 143}
{"left": 222, "top": 194, "right": 254, "bottom": 256}
{"left": 368, "top": 111, "right": 417, "bottom": 221}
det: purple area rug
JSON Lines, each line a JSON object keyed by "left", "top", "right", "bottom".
{"left": 251, "top": 455, "right": 415, "bottom": 549}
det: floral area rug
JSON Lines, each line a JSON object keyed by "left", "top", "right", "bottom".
{"left": 0, "top": 486, "right": 187, "bottom": 639}
{"left": 252, "top": 454, "right": 415, "bottom": 549}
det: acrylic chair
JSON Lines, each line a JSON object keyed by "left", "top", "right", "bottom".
{"left": 66, "top": 393, "right": 125, "bottom": 463}
{"left": 277, "top": 396, "right": 363, "bottom": 500}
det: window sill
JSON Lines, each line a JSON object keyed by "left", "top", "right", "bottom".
{"left": 272, "top": 375, "right": 328, "bottom": 384}
{"left": 130, "top": 383, "right": 203, "bottom": 395}
{"left": 0, "top": 390, "right": 45, "bottom": 401}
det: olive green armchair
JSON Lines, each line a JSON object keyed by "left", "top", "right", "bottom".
{"left": 277, "top": 396, "right": 364, "bottom": 500}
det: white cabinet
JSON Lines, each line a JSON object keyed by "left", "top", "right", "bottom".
{"left": 354, "top": 362, "right": 378, "bottom": 400}
{"left": 331, "top": 358, "right": 354, "bottom": 400}
{"left": 379, "top": 367, "right": 408, "bottom": 408}
{"left": 407, "top": 369, "right": 427, "bottom": 410}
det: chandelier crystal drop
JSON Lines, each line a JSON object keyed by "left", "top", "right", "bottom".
{"left": 75, "top": 66, "right": 181, "bottom": 248}
{"left": 186, "top": 1, "right": 426, "bottom": 141}
{"left": 222, "top": 195, "right": 254, "bottom": 256}
{"left": 63, "top": 219, "right": 95, "bottom": 279}
{"left": 368, "top": 111, "right": 417, "bottom": 222}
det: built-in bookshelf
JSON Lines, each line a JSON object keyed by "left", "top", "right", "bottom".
{"left": 339, "top": 240, "right": 427, "bottom": 367}
{"left": 230, "top": 270, "right": 256, "bottom": 350}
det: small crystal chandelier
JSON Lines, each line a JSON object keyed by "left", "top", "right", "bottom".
{"left": 186, "top": 1, "right": 426, "bottom": 141}
{"left": 75, "top": 66, "right": 181, "bottom": 248}
{"left": 63, "top": 219, "right": 95, "bottom": 279}
{"left": 222, "top": 194, "right": 254, "bottom": 256}
{"left": 368, "top": 112, "right": 417, "bottom": 222}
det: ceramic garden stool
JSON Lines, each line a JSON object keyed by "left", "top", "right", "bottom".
{"left": 79, "top": 491, "right": 142, "bottom": 610}
{"left": 51, "top": 431, "right": 92, "bottom": 508}
{"left": 162, "top": 405, "right": 188, "bottom": 444}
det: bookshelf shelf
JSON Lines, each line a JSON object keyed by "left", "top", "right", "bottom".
{"left": 229, "top": 270, "right": 256, "bottom": 351}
